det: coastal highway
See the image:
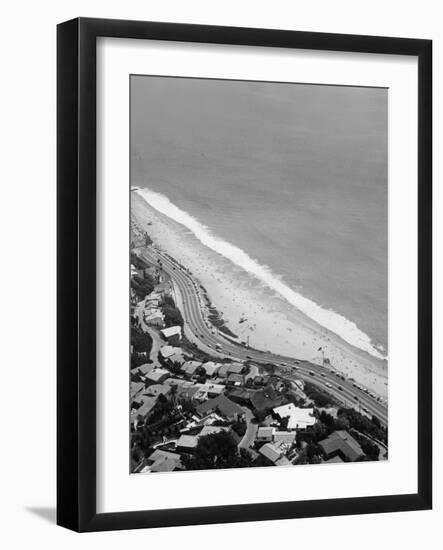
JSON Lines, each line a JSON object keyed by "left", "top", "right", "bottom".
{"left": 139, "top": 247, "right": 388, "bottom": 427}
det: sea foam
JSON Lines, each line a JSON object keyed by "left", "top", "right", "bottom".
{"left": 134, "top": 187, "right": 386, "bottom": 361}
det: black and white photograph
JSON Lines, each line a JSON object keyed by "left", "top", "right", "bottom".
{"left": 129, "top": 76, "right": 389, "bottom": 473}
{"left": 0, "top": 0, "right": 436, "bottom": 543}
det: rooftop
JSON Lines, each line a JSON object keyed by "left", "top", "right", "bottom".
{"left": 201, "top": 362, "right": 221, "bottom": 376}
{"left": 147, "top": 449, "right": 182, "bottom": 464}
{"left": 199, "top": 425, "right": 228, "bottom": 437}
{"left": 259, "top": 443, "right": 282, "bottom": 463}
{"left": 164, "top": 378, "right": 193, "bottom": 388}
{"left": 227, "top": 373, "right": 244, "bottom": 385}
{"left": 146, "top": 368, "right": 170, "bottom": 382}
{"left": 196, "top": 394, "right": 245, "bottom": 419}
{"left": 257, "top": 427, "right": 274, "bottom": 439}
{"left": 176, "top": 434, "right": 199, "bottom": 449}
{"left": 227, "top": 363, "right": 245, "bottom": 374}
{"left": 273, "top": 431, "right": 296, "bottom": 444}
{"left": 159, "top": 345, "right": 182, "bottom": 358}
{"left": 136, "top": 364, "right": 155, "bottom": 376}
{"left": 130, "top": 381, "right": 145, "bottom": 399}
{"left": 319, "top": 431, "right": 363, "bottom": 462}
{"left": 132, "top": 396, "right": 158, "bottom": 420}
{"left": 161, "top": 326, "right": 182, "bottom": 339}
{"left": 250, "top": 390, "right": 286, "bottom": 412}
{"left": 150, "top": 457, "right": 181, "bottom": 473}
{"left": 197, "top": 383, "right": 224, "bottom": 395}
{"left": 146, "top": 449, "right": 183, "bottom": 473}
{"left": 182, "top": 361, "right": 203, "bottom": 375}
{"left": 145, "top": 384, "right": 170, "bottom": 397}
{"left": 168, "top": 353, "right": 185, "bottom": 365}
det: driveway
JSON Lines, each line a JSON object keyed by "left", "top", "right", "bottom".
{"left": 238, "top": 407, "right": 257, "bottom": 450}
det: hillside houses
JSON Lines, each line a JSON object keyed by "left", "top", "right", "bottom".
{"left": 130, "top": 256, "right": 383, "bottom": 474}
{"left": 142, "top": 291, "right": 165, "bottom": 328}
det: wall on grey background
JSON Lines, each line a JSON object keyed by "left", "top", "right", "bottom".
{"left": 0, "top": 1, "right": 440, "bottom": 548}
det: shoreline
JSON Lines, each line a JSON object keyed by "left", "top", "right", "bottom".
{"left": 131, "top": 191, "right": 388, "bottom": 399}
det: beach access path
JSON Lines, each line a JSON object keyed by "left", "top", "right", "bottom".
{"left": 139, "top": 247, "right": 388, "bottom": 427}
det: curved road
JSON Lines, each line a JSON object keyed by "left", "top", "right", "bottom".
{"left": 140, "top": 247, "right": 388, "bottom": 427}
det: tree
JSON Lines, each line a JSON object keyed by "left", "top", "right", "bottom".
{"left": 162, "top": 301, "right": 184, "bottom": 327}
{"left": 303, "top": 382, "right": 334, "bottom": 408}
{"left": 231, "top": 419, "right": 247, "bottom": 437}
{"left": 131, "top": 273, "right": 155, "bottom": 299}
{"left": 337, "top": 408, "right": 387, "bottom": 444}
{"left": 182, "top": 432, "right": 255, "bottom": 470}
{"left": 280, "top": 416, "right": 289, "bottom": 430}
{"left": 195, "top": 366, "right": 207, "bottom": 377}
{"left": 318, "top": 411, "right": 335, "bottom": 431}
{"left": 131, "top": 330, "right": 153, "bottom": 357}
{"left": 169, "top": 385, "right": 178, "bottom": 407}
{"left": 360, "top": 438, "right": 380, "bottom": 460}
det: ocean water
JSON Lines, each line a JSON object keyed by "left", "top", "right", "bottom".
{"left": 131, "top": 76, "right": 388, "bottom": 356}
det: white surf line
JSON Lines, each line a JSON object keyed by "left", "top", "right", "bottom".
{"left": 134, "top": 187, "right": 386, "bottom": 361}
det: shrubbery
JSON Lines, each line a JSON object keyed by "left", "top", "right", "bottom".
{"left": 181, "top": 432, "right": 255, "bottom": 470}
{"left": 336, "top": 408, "right": 387, "bottom": 444}
{"left": 131, "top": 329, "right": 153, "bottom": 357}
{"left": 161, "top": 296, "right": 184, "bottom": 327}
{"left": 303, "top": 382, "right": 336, "bottom": 407}
{"left": 132, "top": 274, "right": 155, "bottom": 300}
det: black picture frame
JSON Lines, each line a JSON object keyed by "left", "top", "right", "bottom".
{"left": 57, "top": 17, "right": 432, "bottom": 532}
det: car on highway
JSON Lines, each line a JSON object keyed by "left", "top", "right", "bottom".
{"left": 362, "top": 407, "right": 369, "bottom": 413}
{"left": 325, "top": 383, "right": 332, "bottom": 388}
{"left": 294, "top": 360, "right": 300, "bottom": 365}
{"left": 338, "top": 386, "right": 343, "bottom": 391}
{"left": 353, "top": 395, "right": 359, "bottom": 401}
{"left": 280, "top": 362, "right": 288, "bottom": 366}
{"left": 321, "top": 373, "right": 326, "bottom": 377}
{"left": 309, "top": 371, "right": 315, "bottom": 376}
{"left": 246, "top": 355, "right": 253, "bottom": 359}
{"left": 293, "top": 366, "right": 299, "bottom": 370}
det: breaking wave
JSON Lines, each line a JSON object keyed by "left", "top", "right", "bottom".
{"left": 135, "top": 187, "right": 386, "bottom": 361}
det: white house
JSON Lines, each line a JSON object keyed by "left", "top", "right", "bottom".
{"left": 273, "top": 403, "right": 316, "bottom": 430}
{"left": 160, "top": 325, "right": 182, "bottom": 343}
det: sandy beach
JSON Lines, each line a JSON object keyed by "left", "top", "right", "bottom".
{"left": 132, "top": 191, "right": 388, "bottom": 398}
